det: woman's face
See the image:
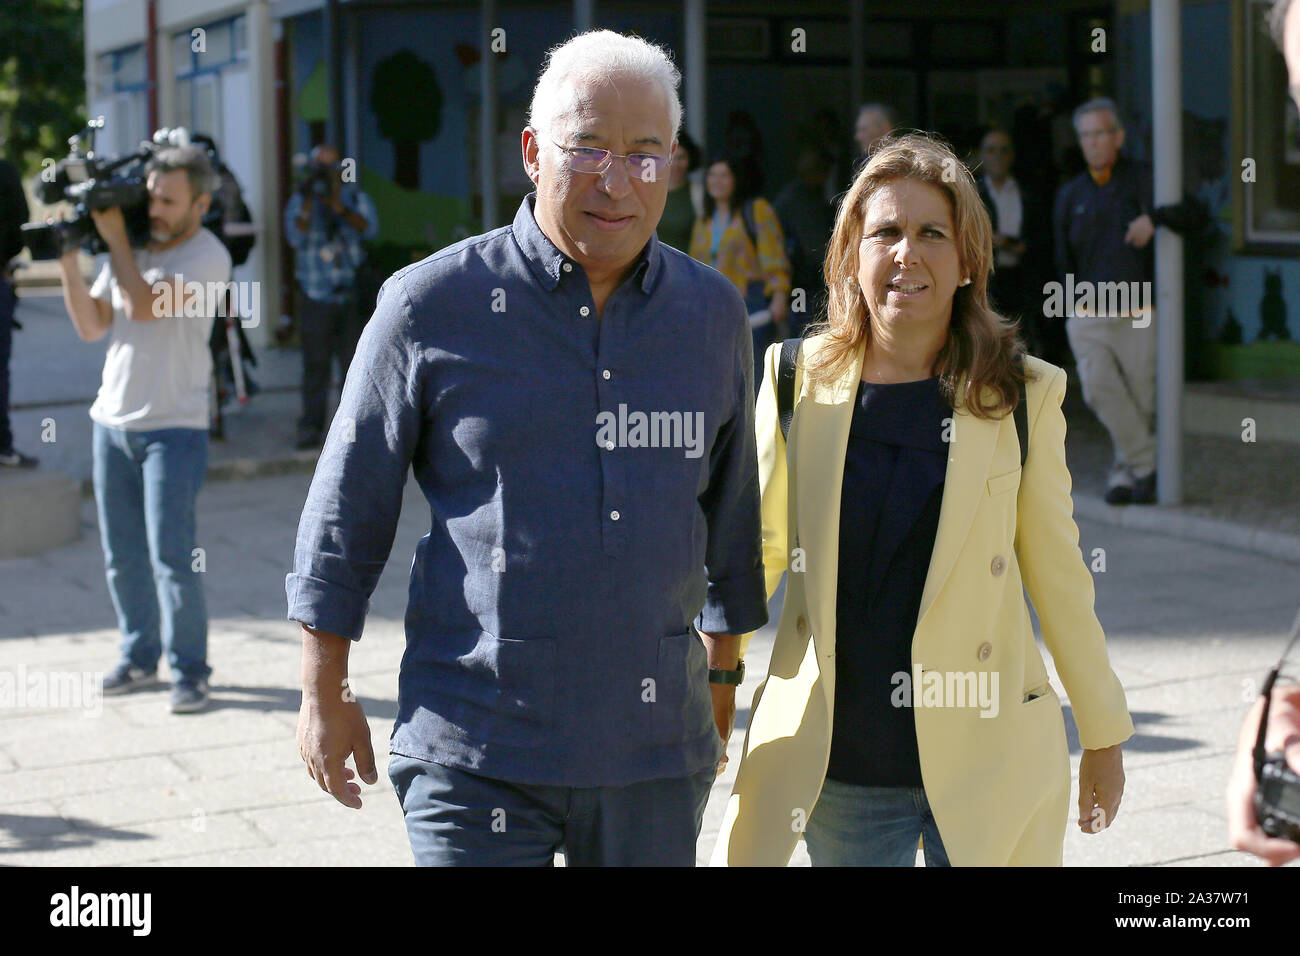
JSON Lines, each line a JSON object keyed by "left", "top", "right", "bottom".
{"left": 856, "top": 177, "right": 963, "bottom": 340}
{"left": 705, "top": 162, "right": 735, "bottom": 204}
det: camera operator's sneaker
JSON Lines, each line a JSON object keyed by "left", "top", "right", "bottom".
{"left": 102, "top": 663, "right": 160, "bottom": 695}
{"left": 0, "top": 447, "right": 38, "bottom": 468}
{"left": 169, "top": 678, "right": 210, "bottom": 714}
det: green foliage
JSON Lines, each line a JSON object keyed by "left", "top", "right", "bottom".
{"left": 0, "top": 0, "right": 87, "bottom": 177}
{"left": 370, "top": 49, "right": 441, "bottom": 143}
{"left": 370, "top": 49, "right": 441, "bottom": 189}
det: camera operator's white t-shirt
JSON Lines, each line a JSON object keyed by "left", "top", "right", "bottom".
{"left": 88, "top": 227, "right": 232, "bottom": 431}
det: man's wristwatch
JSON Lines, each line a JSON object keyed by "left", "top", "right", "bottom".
{"left": 708, "top": 660, "right": 745, "bottom": 685}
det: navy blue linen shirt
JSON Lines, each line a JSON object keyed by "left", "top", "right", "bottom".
{"left": 827, "top": 376, "right": 950, "bottom": 787}
{"left": 286, "top": 192, "right": 768, "bottom": 788}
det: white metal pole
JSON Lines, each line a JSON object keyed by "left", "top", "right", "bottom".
{"left": 1152, "top": 0, "right": 1184, "bottom": 504}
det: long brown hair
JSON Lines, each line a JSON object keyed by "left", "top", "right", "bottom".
{"left": 803, "top": 132, "right": 1027, "bottom": 418}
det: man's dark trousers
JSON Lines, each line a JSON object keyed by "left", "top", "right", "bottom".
{"left": 0, "top": 276, "right": 16, "bottom": 451}
{"left": 297, "top": 289, "right": 363, "bottom": 435}
{"left": 389, "top": 754, "right": 716, "bottom": 866}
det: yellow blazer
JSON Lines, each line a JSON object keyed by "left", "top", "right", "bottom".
{"left": 711, "top": 334, "right": 1134, "bottom": 866}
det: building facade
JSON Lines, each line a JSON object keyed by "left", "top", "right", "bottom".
{"left": 83, "top": 0, "right": 1298, "bottom": 379}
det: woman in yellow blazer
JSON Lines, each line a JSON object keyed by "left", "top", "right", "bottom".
{"left": 710, "top": 133, "right": 1134, "bottom": 867}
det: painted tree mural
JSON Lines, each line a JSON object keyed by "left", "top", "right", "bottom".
{"left": 371, "top": 49, "right": 442, "bottom": 190}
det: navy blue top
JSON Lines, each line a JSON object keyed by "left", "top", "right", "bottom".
{"left": 286, "top": 193, "right": 768, "bottom": 787}
{"left": 1053, "top": 155, "right": 1154, "bottom": 290}
{"left": 827, "top": 375, "right": 951, "bottom": 787}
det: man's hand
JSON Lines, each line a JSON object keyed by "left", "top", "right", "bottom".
{"left": 1227, "top": 683, "right": 1300, "bottom": 865}
{"left": 89, "top": 206, "right": 129, "bottom": 249}
{"left": 1124, "top": 213, "right": 1155, "bottom": 248}
{"left": 297, "top": 626, "right": 378, "bottom": 809}
{"left": 710, "top": 683, "right": 737, "bottom": 776}
{"left": 1078, "top": 743, "right": 1125, "bottom": 833}
{"left": 698, "top": 630, "right": 742, "bottom": 775}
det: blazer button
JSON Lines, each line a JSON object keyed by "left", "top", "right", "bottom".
{"left": 977, "top": 642, "right": 993, "bottom": 662}
{"left": 990, "top": 555, "right": 1006, "bottom": 576}
{"left": 796, "top": 615, "right": 808, "bottom": 636}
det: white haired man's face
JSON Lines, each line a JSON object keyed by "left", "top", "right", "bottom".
{"left": 523, "top": 75, "right": 674, "bottom": 279}
{"left": 1075, "top": 108, "right": 1125, "bottom": 171}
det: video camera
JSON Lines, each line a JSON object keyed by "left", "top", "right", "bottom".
{"left": 1252, "top": 607, "right": 1300, "bottom": 844}
{"left": 20, "top": 119, "right": 198, "bottom": 261}
{"left": 293, "top": 154, "right": 343, "bottom": 200}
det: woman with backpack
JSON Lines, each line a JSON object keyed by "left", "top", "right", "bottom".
{"left": 710, "top": 133, "right": 1133, "bottom": 867}
{"left": 688, "top": 154, "right": 790, "bottom": 385}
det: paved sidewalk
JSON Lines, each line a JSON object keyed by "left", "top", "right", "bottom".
{"left": 1, "top": 469, "right": 1296, "bottom": 866}
{"left": 7, "top": 286, "right": 1299, "bottom": 561}
{"left": 3, "top": 284, "right": 1299, "bottom": 866}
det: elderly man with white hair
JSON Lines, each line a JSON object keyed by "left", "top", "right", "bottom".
{"left": 286, "top": 30, "right": 766, "bottom": 866}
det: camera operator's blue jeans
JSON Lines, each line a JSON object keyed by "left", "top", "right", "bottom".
{"left": 92, "top": 423, "right": 210, "bottom": 683}
{"left": 803, "top": 777, "right": 951, "bottom": 866}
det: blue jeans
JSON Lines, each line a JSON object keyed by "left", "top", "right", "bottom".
{"left": 804, "top": 777, "right": 951, "bottom": 866}
{"left": 92, "top": 423, "right": 210, "bottom": 682}
{"left": 388, "top": 753, "right": 716, "bottom": 866}
{"left": 0, "top": 276, "right": 15, "bottom": 451}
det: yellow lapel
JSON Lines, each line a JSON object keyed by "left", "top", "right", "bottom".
{"left": 916, "top": 384, "right": 1000, "bottom": 627}
{"left": 791, "top": 339, "right": 864, "bottom": 659}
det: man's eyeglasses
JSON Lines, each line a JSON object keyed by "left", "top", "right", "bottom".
{"left": 1078, "top": 128, "right": 1118, "bottom": 142}
{"left": 541, "top": 132, "right": 674, "bottom": 183}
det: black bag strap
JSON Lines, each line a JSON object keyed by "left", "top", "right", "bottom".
{"left": 777, "top": 337, "right": 800, "bottom": 441}
{"left": 1013, "top": 355, "right": 1029, "bottom": 469}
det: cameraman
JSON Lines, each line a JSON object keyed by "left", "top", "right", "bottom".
{"left": 56, "top": 145, "right": 231, "bottom": 714}
{"left": 0, "top": 145, "right": 36, "bottom": 468}
{"left": 283, "top": 144, "right": 377, "bottom": 450}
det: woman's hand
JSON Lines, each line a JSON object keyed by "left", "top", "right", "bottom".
{"left": 768, "top": 288, "right": 789, "bottom": 331}
{"left": 1078, "top": 743, "right": 1125, "bottom": 833}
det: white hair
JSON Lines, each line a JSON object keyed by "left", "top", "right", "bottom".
{"left": 528, "top": 29, "right": 682, "bottom": 143}
{"left": 1073, "top": 97, "right": 1124, "bottom": 132}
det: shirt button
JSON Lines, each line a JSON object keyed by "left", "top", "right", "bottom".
{"left": 580, "top": 306, "right": 590, "bottom": 317}
{"left": 562, "top": 262, "right": 573, "bottom": 272}
{"left": 602, "top": 369, "right": 611, "bottom": 380}
{"left": 978, "top": 642, "right": 993, "bottom": 662}
{"left": 610, "top": 510, "right": 620, "bottom": 521}
{"left": 991, "top": 555, "right": 1006, "bottom": 576}
{"left": 604, "top": 441, "right": 614, "bottom": 450}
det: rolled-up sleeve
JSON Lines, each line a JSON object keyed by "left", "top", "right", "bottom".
{"left": 285, "top": 272, "right": 423, "bottom": 639}
{"left": 694, "top": 298, "right": 768, "bottom": 636}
